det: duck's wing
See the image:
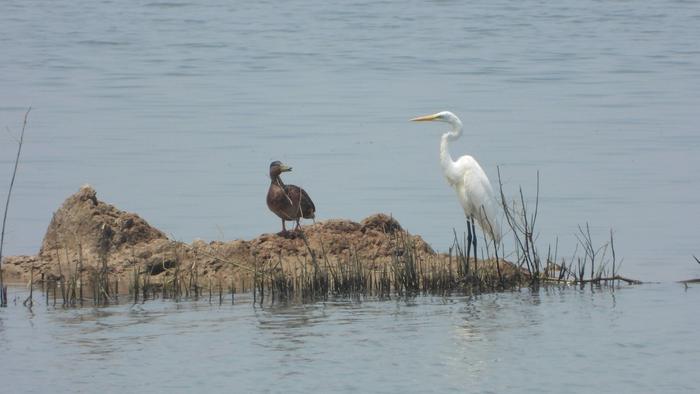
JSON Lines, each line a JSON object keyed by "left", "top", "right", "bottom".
{"left": 284, "top": 184, "right": 316, "bottom": 218}
{"left": 299, "top": 188, "right": 315, "bottom": 218}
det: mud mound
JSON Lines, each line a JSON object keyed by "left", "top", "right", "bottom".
{"left": 235, "top": 214, "right": 432, "bottom": 265}
{"left": 3, "top": 186, "right": 439, "bottom": 282}
{"left": 360, "top": 214, "right": 403, "bottom": 234}
{"left": 39, "top": 185, "right": 167, "bottom": 263}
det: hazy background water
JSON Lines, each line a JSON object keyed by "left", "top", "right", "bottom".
{"left": 1, "top": 0, "right": 699, "bottom": 282}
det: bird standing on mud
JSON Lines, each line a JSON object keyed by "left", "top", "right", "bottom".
{"left": 411, "top": 111, "right": 501, "bottom": 259}
{"left": 266, "top": 161, "right": 316, "bottom": 234}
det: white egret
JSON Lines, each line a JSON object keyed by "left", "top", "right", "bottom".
{"left": 411, "top": 111, "right": 502, "bottom": 259}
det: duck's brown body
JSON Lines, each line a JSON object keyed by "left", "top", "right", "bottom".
{"left": 267, "top": 161, "right": 315, "bottom": 232}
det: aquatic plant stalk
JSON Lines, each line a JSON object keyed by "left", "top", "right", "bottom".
{"left": 0, "top": 107, "right": 30, "bottom": 307}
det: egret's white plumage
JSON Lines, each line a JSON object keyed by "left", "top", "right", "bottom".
{"left": 411, "top": 111, "right": 501, "bottom": 243}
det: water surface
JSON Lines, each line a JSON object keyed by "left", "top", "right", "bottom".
{"left": 1, "top": 0, "right": 699, "bottom": 281}
{"left": 1, "top": 284, "right": 698, "bottom": 393}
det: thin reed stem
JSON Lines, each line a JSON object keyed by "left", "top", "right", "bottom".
{"left": 0, "top": 107, "right": 31, "bottom": 307}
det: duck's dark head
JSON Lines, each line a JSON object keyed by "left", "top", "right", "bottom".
{"left": 269, "top": 161, "right": 292, "bottom": 179}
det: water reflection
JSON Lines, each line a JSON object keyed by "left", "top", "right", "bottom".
{"left": 0, "top": 284, "right": 698, "bottom": 392}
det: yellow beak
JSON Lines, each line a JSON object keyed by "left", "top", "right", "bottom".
{"left": 410, "top": 113, "right": 440, "bottom": 122}
{"left": 280, "top": 165, "right": 292, "bottom": 172}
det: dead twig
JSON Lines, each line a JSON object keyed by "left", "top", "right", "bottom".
{"left": 178, "top": 242, "right": 257, "bottom": 274}
{"left": 540, "top": 275, "right": 642, "bottom": 285}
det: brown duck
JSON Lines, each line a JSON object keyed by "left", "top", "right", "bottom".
{"left": 266, "top": 161, "right": 316, "bottom": 233}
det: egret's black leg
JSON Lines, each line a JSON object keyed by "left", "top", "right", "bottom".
{"left": 282, "top": 219, "right": 287, "bottom": 233}
{"left": 466, "top": 217, "right": 473, "bottom": 268}
{"left": 471, "top": 218, "right": 478, "bottom": 265}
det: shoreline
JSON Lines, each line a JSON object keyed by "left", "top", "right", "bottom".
{"left": 2, "top": 186, "right": 523, "bottom": 302}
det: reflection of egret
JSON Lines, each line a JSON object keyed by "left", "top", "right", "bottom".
{"left": 266, "top": 161, "right": 316, "bottom": 233}
{"left": 411, "top": 111, "right": 501, "bottom": 258}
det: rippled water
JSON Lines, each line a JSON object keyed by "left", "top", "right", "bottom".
{"left": 1, "top": 0, "right": 700, "bottom": 281}
{"left": 1, "top": 2, "right": 699, "bottom": 391}
{"left": 1, "top": 284, "right": 698, "bottom": 393}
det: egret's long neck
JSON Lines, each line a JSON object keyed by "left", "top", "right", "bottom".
{"left": 440, "top": 119, "right": 463, "bottom": 183}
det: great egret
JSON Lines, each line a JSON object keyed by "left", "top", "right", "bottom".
{"left": 411, "top": 111, "right": 501, "bottom": 258}
{"left": 267, "top": 161, "right": 316, "bottom": 233}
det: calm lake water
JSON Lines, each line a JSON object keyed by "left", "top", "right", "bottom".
{"left": 1, "top": 284, "right": 699, "bottom": 393}
{"left": 1, "top": 0, "right": 699, "bottom": 281}
{"left": 1, "top": 1, "right": 699, "bottom": 391}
